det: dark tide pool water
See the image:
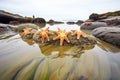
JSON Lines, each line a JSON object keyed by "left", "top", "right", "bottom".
{"left": 0, "top": 24, "right": 120, "bottom": 80}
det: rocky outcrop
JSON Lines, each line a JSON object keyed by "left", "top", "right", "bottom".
{"left": 32, "top": 18, "right": 46, "bottom": 23}
{"left": 17, "top": 23, "right": 39, "bottom": 39}
{"left": 0, "top": 23, "right": 17, "bottom": 39}
{"left": 99, "top": 11, "right": 120, "bottom": 19}
{"left": 99, "top": 16, "right": 120, "bottom": 26}
{"left": 0, "top": 10, "right": 23, "bottom": 24}
{"left": 9, "top": 21, "right": 20, "bottom": 25}
{"left": 33, "top": 31, "right": 96, "bottom": 47}
{"left": 47, "top": 19, "right": 64, "bottom": 25}
{"left": 89, "top": 13, "right": 100, "bottom": 21}
{"left": 80, "top": 22, "right": 107, "bottom": 30}
{"left": 17, "top": 24, "right": 96, "bottom": 47}
{"left": 76, "top": 20, "right": 84, "bottom": 25}
{"left": 0, "top": 10, "right": 46, "bottom": 24}
{"left": 66, "top": 21, "right": 75, "bottom": 25}
{"left": 66, "top": 20, "right": 84, "bottom": 25}
{"left": 92, "top": 27, "right": 120, "bottom": 48}
{"left": 88, "top": 10, "right": 120, "bottom": 21}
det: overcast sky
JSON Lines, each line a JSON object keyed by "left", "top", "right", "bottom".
{"left": 0, "top": 0, "right": 120, "bottom": 21}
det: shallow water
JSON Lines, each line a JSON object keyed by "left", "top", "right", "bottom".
{"left": 0, "top": 23, "right": 120, "bottom": 80}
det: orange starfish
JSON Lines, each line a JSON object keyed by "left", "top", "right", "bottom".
{"left": 71, "top": 30, "right": 86, "bottom": 39}
{"left": 53, "top": 28, "right": 70, "bottom": 46}
{"left": 38, "top": 27, "right": 52, "bottom": 43}
{"left": 85, "top": 21, "right": 92, "bottom": 26}
{"left": 20, "top": 28, "right": 33, "bottom": 37}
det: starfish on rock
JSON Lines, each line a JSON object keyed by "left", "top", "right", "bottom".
{"left": 38, "top": 27, "right": 52, "bottom": 43}
{"left": 20, "top": 28, "right": 33, "bottom": 37}
{"left": 71, "top": 30, "right": 86, "bottom": 39}
{"left": 53, "top": 28, "right": 70, "bottom": 46}
{"left": 85, "top": 21, "right": 92, "bottom": 26}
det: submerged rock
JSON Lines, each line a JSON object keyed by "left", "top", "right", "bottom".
{"left": 0, "top": 23, "right": 17, "bottom": 39}
{"left": 92, "top": 27, "right": 120, "bottom": 48}
{"left": 80, "top": 22, "right": 107, "bottom": 30}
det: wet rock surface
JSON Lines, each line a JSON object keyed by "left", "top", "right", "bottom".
{"left": 99, "top": 16, "right": 120, "bottom": 26}
{"left": 80, "top": 22, "right": 107, "bottom": 30}
{"left": 0, "top": 23, "right": 17, "bottom": 39}
{"left": 92, "top": 27, "right": 120, "bottom": 48}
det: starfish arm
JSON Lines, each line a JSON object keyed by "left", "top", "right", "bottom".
{"left": 37, "top": 32, "right": 41, "bottom": 38}
{"left": 58, "top": 27, "right": 62, "bottom": 32}
{"left": 71, "top": 30, "right": 77, "bottom": 35}
{"left": 53, "top": 36, "right": 60, "bottom": 40}
{"left": 20, "top": 28, "right": 33, "bottom": 37}
{"left": 27, "top": 31, "right": 31, "bottom": 34}
{"left": 28, "top": 28, "right": 33, "bottom": 31}
{"left": 81, "top": 32, "right": 86, "bottom": 37}
{"left": 45, "top": 27, "right": 49, "bottom": 31}
{"left": 41, "top": 36, "right": 45, "bottom": 43}
{"left": 53, "top": 31, "right": 58, "bottom": 35}
{"left": 20, "top": 33, "right": 24, "bottom": 37}
{"left": 60, "top": 38, "right": 64, "bottom": 46}
{"left": 71, "top": 32, "right": 77, "bottom": 36}
{"left": 64, "top": 37, "right": 70, "bottom": 43}
{"left": 45, "top": 34, "right": 50, "bottom": 41}
{"left": 65, "top": 32, "right": 70, "bottom": 35}
{"left": 47, "top": 32, "right": 53, "bottom": 35}
{"left": 71, "top": 30, "right": 75, "bottom": 32}
{"left": 53, "top": 28, "right": 70, "bottom": 46}
{"left": 77, "top": 34, "right": 81, "bottom": 39}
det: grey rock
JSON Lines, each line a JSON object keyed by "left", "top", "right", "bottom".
{"left": 76, "top": 20, "right": 84, "bottom": 25}
{"left": 47, "top": 19, "right": 64, "bottom": 25}
{"left": 80, "top": 22, "right": 107, "bottom": 30}
{"left": 0, "top": 23, "right": 17, "bottom": 39}
{"left": 99, "top": 16, "right": 120, "bottom": 26}
{"left": 17, "top": 23, "right": 39, "bottom": 32}
{"left": 92, "top": 27, "right": 120, "bottom": 48}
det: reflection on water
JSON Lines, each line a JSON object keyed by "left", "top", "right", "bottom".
{"left": 0, "top": 24, "right": 120, "bottom": 80}
{"left": 97, "top": 39, "right": 120, "bottom": 53}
